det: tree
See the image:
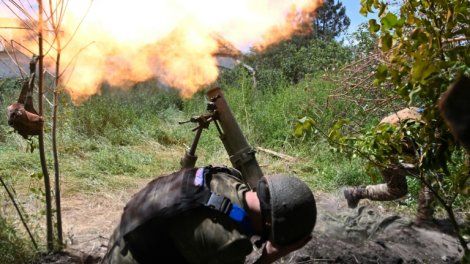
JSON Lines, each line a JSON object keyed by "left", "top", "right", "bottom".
{"left": 326, "top": 0, "right": 469, "bottom": 260}
{"left": 37, "top": 0, "right": 54, "bottom": 251}
{"left": 350, "top": 23, "right": 378, "bottom": 58}
{"left": 313, "top": 0, "right": 351, "bottom": 40}
{"left": 248, "top": 39, "right": 352, "bottom": 85}
{"left": 1, "top": 0, "right": 89, "bottom": 252}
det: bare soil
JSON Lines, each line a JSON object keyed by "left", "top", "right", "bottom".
{"left": 38, "top": 183, "right": 467, "bottom": 264}
{"left": 281, "top": 193, "right": 466, "bottom": 264}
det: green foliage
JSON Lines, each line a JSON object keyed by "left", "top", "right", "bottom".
{"left": 351, "top": 23, "right": 379, "bottom": 56}
{"left": 245, "top": 0, "right": 352, "bottom": 87}
{"left": 0, "top": 216, "right": 37, "bottom": 264}
{"left": 358, "top": 0, "right": 470, "bottom": 188}
{"left": 0, "top": 78, "right": 22, "bottom": 95}
{"left": 293, "top": 117, "right": 316, "bottom": 139}
{"left": 250, "top": 38, "right": 353, "bottom": 85}
{"left": 328, "top": 118, "right": 427, "bottom": 168}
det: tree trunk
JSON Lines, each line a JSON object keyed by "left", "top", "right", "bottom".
{"left": 52, "top": 51, "right": 63, "bottom": 248}
{"left": 37, "top": 0, "right": 54, "bottom": 252}
{"left": 49, "top": 0, "right": 64, "bottom": 246}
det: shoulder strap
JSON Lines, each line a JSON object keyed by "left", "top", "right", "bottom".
{"left": 203, "top": 192, "right": 253, "bottom": 235}
{"left": 196, "top": 167, "right": 254, "bottom": 235}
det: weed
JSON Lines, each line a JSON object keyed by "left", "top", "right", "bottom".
{"left": 0, "top": 216, "right": 38, "bottom": 264}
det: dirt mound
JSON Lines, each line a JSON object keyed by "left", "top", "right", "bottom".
{"left": 278, "top": 194, "right": 465, "bottom": 263}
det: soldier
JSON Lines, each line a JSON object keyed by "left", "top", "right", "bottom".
{"left": 103, "top": 166, "right": 316, "bottom": 264}
{"left": 439, "top": 75, "right": 470, "bottom": 151}
{"left": 343, "top": 107, "right": 435, "bottom": 224}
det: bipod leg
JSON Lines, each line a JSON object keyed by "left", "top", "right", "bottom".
{"left": 180, "top": 127, "right": 204, "bottom": 169}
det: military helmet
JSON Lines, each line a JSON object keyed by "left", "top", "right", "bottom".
{"left": 257, "top": 174, "right": 316, "bottom": 246}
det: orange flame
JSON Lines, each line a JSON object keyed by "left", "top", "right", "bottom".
{"left": 2, "top": 0, "right": 323, "bottom": 101}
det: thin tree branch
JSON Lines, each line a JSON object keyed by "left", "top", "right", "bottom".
{"left": 37, "top": 0, "right": 54, "bottom": 252}
{"left": 0, "top": 175, "right": 38, "bottom": 250}
{"left": 49, "top": 0, "right": 64, "bottom": 247}
{"left": 59, "top": 40, "right": 94, "bottom": 77}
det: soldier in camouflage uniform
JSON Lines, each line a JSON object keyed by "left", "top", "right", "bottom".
{"left": 343, "top": 107, "right": 434, "bottom": 223}
{"left": 103, "top": 166, "right": 316, "bottom": 264}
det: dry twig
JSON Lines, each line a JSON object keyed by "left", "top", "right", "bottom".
{"left": 256, "top": 147, "right": 297, "bottom": 162}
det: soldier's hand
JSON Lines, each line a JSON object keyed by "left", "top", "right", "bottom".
{"left": 257, "top": 235, "right": 312, "bottom": 264}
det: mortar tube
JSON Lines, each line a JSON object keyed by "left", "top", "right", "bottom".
{"left": 206, "top": 87, "right": 263, "bottom": 189}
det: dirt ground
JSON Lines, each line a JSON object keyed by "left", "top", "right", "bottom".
{"left": 38, "top": 182, "right": 467, "bottom": 264}
{"left": 286, "top": 193, "right": 466, "bottom": 263}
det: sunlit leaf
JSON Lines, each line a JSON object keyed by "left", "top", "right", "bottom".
{"left": 380, "top": 33, "right": 393, "bottom": 51}
{"left": 369, "top": 19, "right": 381, "bottom": 33}
{"left": 381, "top": 13, "right": 399, "bottom": 31}
{"left": 376, "top": 64, "right": 388, "bottom": 82}
{"left": 411, "top": 59, "right": 437, "bottom": 84}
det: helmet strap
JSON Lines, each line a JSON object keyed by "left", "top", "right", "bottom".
{"left": 256, "top": 178, "right": 271, "bottom": 242}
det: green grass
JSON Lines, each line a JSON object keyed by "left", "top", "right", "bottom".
{"left": 0, "top": 217, "right": 38, "bottom": 264}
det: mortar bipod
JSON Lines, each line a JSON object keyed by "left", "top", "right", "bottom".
{"left": 178, "top": 100, "right": 224, "bottom": 169}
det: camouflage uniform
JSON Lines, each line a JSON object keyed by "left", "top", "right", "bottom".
{"left": 345, "top": 108, "right": 434, "bottom": 222}
{"left": 103, "top": 170, "right": 253, "bottom": 264}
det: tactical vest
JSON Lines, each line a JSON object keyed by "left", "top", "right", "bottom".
{"left": 113, "top": 166, "right": 253, "bottom": 263}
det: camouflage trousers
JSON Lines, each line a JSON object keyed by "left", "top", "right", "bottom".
{"left": 364, "top": 166, "right": 434, "bottom": 221}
